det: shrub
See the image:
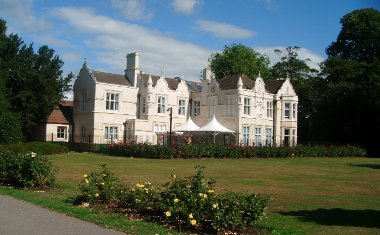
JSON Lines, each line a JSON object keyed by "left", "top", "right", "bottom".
{"left": 0, "top": 142, "right": 68, "bottom": 155}
{"left": 108, "top": 142, "right": 366, "bottom": 159}
{"left": 0, "top": 151, "right": 57, "bottom": 188}
{"left": 79, "top": 164, "right": 126, "bottom": 205}
{"left": 78, "top": 165, "right": 269, "bottom": 234}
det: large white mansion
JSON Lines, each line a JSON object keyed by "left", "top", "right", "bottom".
{"left": 70, "top": 52, "right": 297, "bottom": 146}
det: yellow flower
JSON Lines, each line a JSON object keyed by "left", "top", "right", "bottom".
{"left": 172, "top": 174, "right": 176, "bottom": 179}
{"left": 95, "top": 193, "right": 99, "bottom": 197}
{"left": 188, "top": 213, "right": 193, "bottom": 219}
{"left": 100, "top": 182, "right": 105, "bottom": 185}
{"left": 165, "top": 211, "right": 171, "bottom": 217}
{"left": 190, "top": 219, "right": 197, "bottom": 226}
{"left": 131, "top": 188, "right": 135, "bottom": 192}
{"left": 212, "top": 203, "right": 218, "bottom": 209}
{"left": 174, "top": 198, "right": 179, "bottom": 203}
{"left": 208, "top": 189, "right": 214, "bottom": 193}
{"left": 83, "top": 174, "right": 88, "bottom": 178}
{"left": 85, "top": 179, "right": 89, "bottom": 184}
{"left": 136, "top": 183, "right": 144, "bottom": 188}
{"left": 199, "top": 193, "right": 203, "bottom": 197}
{"left": 135, "top": 199, "right": 141, "bottom": 203}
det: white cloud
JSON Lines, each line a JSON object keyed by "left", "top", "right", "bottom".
{"left": 0, "top": 0, "right": 50, "bottom": 33}
{"left": 111, "top": 0, "right": 154, "bottom": 21}
{"left": 171, "top": 0, "right": 200, "bottom": 15}
{"left": 196, "top": 20, "right": 256, "bottom": 39}
{"left": 54, "top": 7, "right": 213, "bottom": 81}
{"left": 254, "top": 46, "right": 325, "bottom": 70}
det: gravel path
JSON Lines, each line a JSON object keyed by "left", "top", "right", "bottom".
{"left": 0, "top": 195, "right": 127, "bottom": 235}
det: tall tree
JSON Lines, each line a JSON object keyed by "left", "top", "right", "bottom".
{"left": 270, "top": 46, "right": 323, "bottom": 143}
{"left": 209, "top": 43, "right": 271, "bottom": 80}
{"left": 321, "top": 8, "right": 380, "bottom": 155}
{"left": 271, "top": 46, "right": 318, "bottom": 80}
{"left": 0, "top": 18, "right": 73, "bottom": 139}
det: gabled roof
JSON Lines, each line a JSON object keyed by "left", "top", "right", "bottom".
{"left": 219, "top": 74, "right": 254, "bottom": 90}
{"left": 93, "top": 71, "right": 131, "bottom": 86}
{"left": 46, "top": 101, "right": 73, "bottom": 125}
{"left": 140, "top": 74, "right": 202, "bottom": 92}
{"left": 264, "top": 79, "right": 286, "bottom": 94}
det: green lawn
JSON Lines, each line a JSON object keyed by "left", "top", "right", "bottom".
{"left": 2, "top": 152, "right": 380, "bottom": 234}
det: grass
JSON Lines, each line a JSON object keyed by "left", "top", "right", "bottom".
{"left": 2, "top": 152, "right": 380, "bottom": 234}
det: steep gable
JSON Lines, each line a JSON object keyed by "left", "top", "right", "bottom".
{"left": 218, "top": 74, "right": 254, "bottom": 90}
{"left": 93, "top": 71, "right": 131, "bottom": 86}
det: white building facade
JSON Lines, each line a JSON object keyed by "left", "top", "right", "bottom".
{"left": 73, "top": 52, "right": 298, "bottom": 146}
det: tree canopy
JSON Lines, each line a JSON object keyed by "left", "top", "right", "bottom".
{"left": 321, "top": 8, "right": 380, "bottom": 154}
{"left": 209, "top": 43, "right": 270, "bottom": 80}
{"left": 0, "top": 19, "right": 73, "bottom": 141}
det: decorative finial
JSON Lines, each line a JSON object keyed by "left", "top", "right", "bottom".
{"left": 258, "top": 71, "right": 261, "bottom": 77}
{"left": 181, "top": 74, "right": 184, "bottom": 79}
{"left": 83, "top": 57, "right": 87, "bottom": 66}
{"left": 161, "top": 70, "right": 163, "bottom": 76}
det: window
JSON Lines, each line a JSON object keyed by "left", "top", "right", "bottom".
{"left": 80, "top": 127, "right": 86, "bottom": 138}
{"left": 157, "top": 96, "right": 166, "bottom": 114}
{"left": 178, "top": 99, "right": 186, "bottom": 115}
{"left": 284, "top": 102, "right": 290, "bottom": 118}
{"left": 293, "top": 103, "right": 297, "bottom": 120}
{"left": 193, "top": 100, "right": 200, "bottom": 116}
{"left": 57, "top": 126, "right": 67, "bottom": 139}
{"left": 243, "top": 126, "right": 250, "bottom": 145}
{"left": 265, "top": 128, "right": 272, "bottom": 146}
{"left": 255, "top": 127, "right": 262, "bottom": 146}
{"left": 244, "top": 98, "right": 250, "bottom": 115}
{"left": 81, "top": 92, "right": 87, "bottom": 111}
{"left": 142, "top": 97, "right": 146, "bottom": 113}
{"left": 283, "top": 128, "right": 290, "bottom": 146}
{"left": 267, "top": 101, "right": 273, "bottom": 118}
{"left": 208, "top": 97, "right": 217, "bottom": 117}
{"left": 224, "top": 134, "right": 230, "bottom": 145}
{"left": 154, "top": 124, "right": 167, "bottom": 133}
{"left": 106, "top": 92, "right": 119, "bottom": 111}
{"left": 105, "top": 126, "right": 118, "bottom": 140}
{"left": 225, "top": 96, "right": 233, "bottom": 116}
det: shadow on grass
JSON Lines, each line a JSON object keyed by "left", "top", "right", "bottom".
{"left": 278, "top": 208, "right": 380, "bottom": 228}
{"left": 350, "top": 163, "right": 380, "bottom": 169}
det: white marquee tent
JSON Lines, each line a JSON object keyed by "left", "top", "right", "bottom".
{"left": 194, "top": 116, "right": 235, "bottom": 143}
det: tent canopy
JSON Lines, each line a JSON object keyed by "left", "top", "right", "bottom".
{"left": 194, "top": 115, "right": 234, "bottom": 133}
{"left": 174, "top": 116, "right": 200, "bottom": 132}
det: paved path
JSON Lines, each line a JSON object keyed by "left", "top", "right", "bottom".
{"left": 0, "top": 195, "right": 126, "bottom": 235}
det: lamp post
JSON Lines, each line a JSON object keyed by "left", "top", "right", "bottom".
{"left": 167, "top": 107, "right": 173, "bottom": 146}
{"left": 123, "top": 120, "right": 127, "bottom": 143}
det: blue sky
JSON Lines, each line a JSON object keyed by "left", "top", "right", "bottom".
{"left": 0, "top": 0, "right": 379, "bottom": 99}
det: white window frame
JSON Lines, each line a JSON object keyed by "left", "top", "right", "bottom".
{"left": 57, "top": 126, "right": 67, "bottom": 139}
{"left": 208, "top": 97, "right": 217, "bottom": 118}
{"left": 265, "top": 128, "right": 272, "bottom": 146}
{"left": 244, "top": 98, "right": 251, "bottom": 115}
{"left": 157, "top": 96, "right": 166, "bottom": 114}
{"left": 178, "top": 99, "right": 186, "bottom": 116}
{"left": 267, "top": 101, "right": 273, "bottom": 118}
{"left": 193, "top": 100, "right": 200, "bottom": 116}
{"left": 284, "top": 128, "right": 290, "bottom": 146}
{"left": 225, "top": 96, "right": 233, "bottom": 116}
{"left": 284, "top": 102, "right": 290, "bottom": 119}
{"left": 255, "top": 127, "right": 262, "bottom": 146}
{"left": 242, "top": 126, "right": 250, "bottom": 145}
{"left": 105, "top": 126, "right": 118, "bottom": 140}
{"left": 106, "top": 92, "right": 119, "bottom": 111}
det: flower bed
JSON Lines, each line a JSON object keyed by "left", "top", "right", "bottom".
{"left": 108, "top": 142, "right": 366, "bottom": 159}
{"left": 78, "top": 165, "right": 269, "bottom": 234}
{"left": 0, "top": 151, "right": 57, "bottom": 188}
